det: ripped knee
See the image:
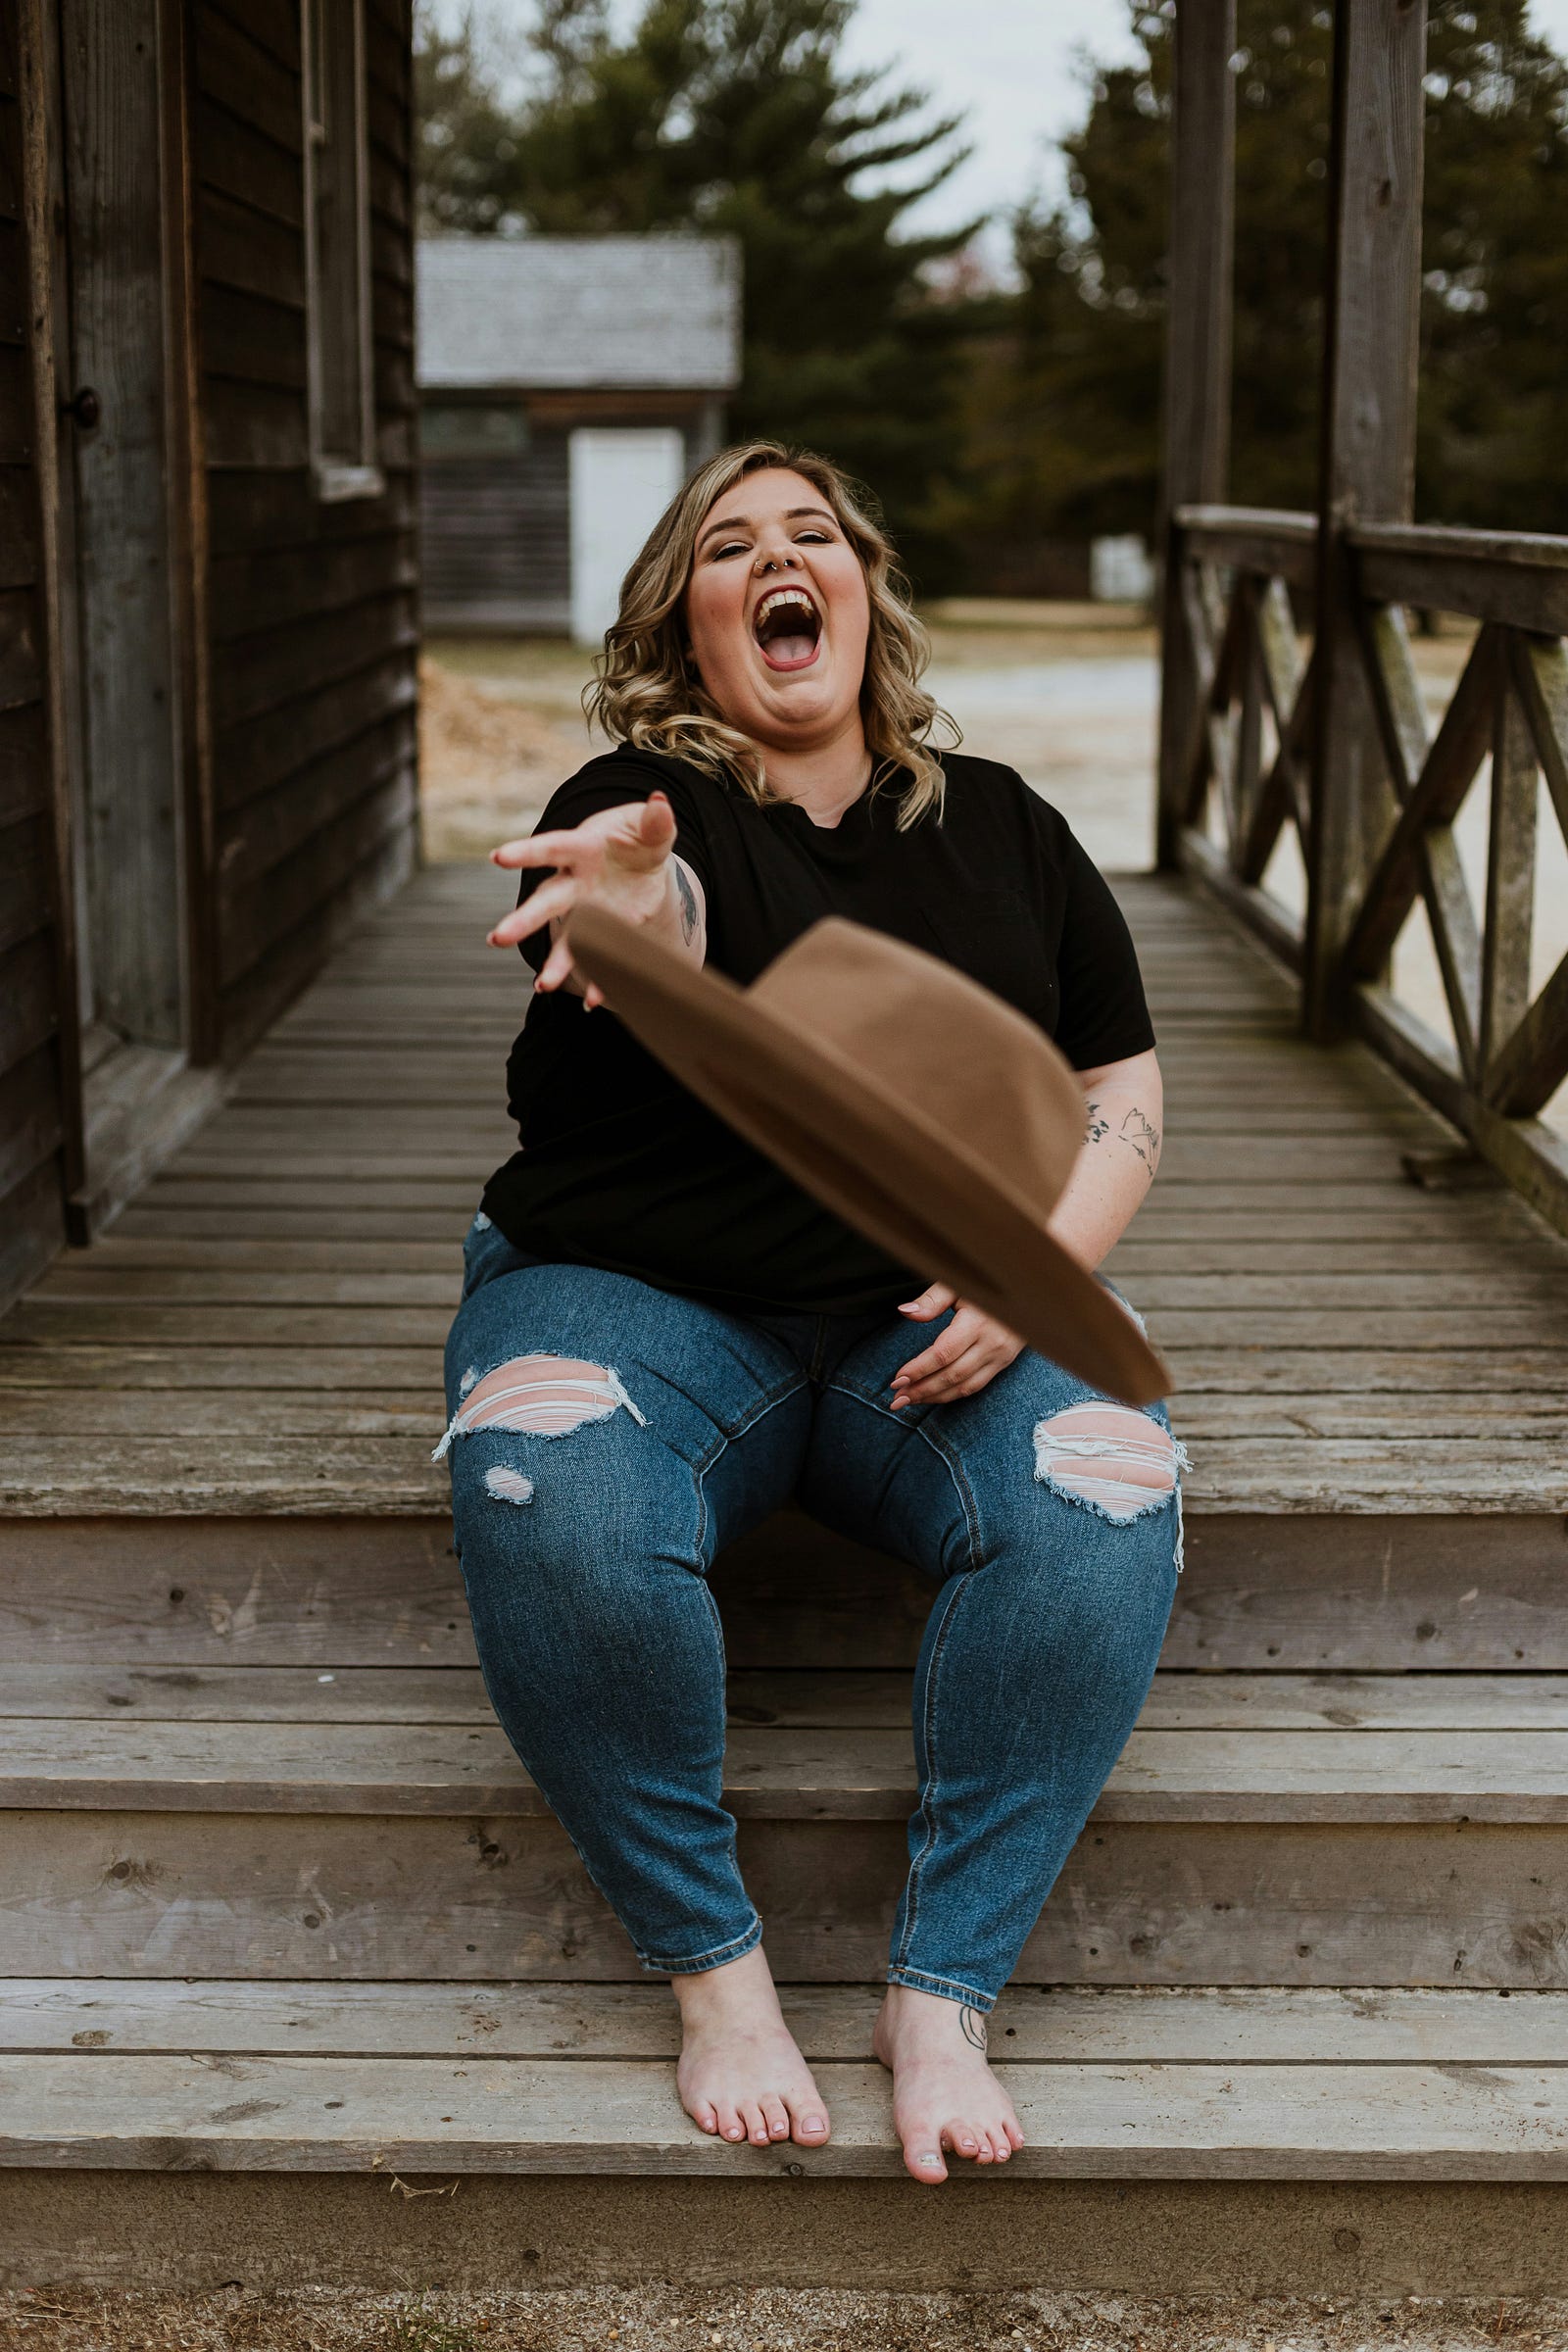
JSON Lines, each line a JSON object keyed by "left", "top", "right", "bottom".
{"left": 432, "top": 1352, "right": 648, "bottom": 1470}
{"left": 1032, "top": 1401, "right": 1188, "bottom": 1525}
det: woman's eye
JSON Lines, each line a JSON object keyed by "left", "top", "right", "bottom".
{"left": 710, "top": 541, "right": 749, "bottom": 561}
{"left": 796, "top": 530, "right": 831, "bottom": 545}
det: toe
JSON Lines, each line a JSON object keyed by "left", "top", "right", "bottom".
{"left": 951, "top": 2125, "right": 980, "bottom": 2159}
{"left": 1004, "top": 2116, "right": 1026, "bottom": 2151}
{"left": 790, "top": 2100, "right": 830, "bottom": 2144}
{"left": 760, "top": 2096, "right": 791, "bottom": 2141}
{"left": 989, "top": 2128, "right": 1012, "bottom": 2163}
{"left": 689, "top": 2100, "right": 717, "bottom": 2134}
{"left": 742, "top": 2100, "right": 770, "bottom": 2147}
{"left": 905, "top": 2140, "right": 948, "bottom": 2184}
{"left": 716, "top": 2104, "right": 747, "bottom": 2143}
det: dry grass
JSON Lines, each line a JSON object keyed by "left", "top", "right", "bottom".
{"left": 3, "top": 2289, "right": 1566, "bottom": 2352}
{"left": 416, "top": 658, "right": 590, "bottom": 863}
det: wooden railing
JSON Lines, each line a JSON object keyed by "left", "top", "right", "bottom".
{"left": 1160, "top": 506, "right": 1568, "bottom": 1232}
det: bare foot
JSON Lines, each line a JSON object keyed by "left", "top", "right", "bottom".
{"left": 673, "top": 1944, "right": 831, "bottom": 2150}
{"left": 872, "top": 1983, "right": 1025, "bottom": 2183}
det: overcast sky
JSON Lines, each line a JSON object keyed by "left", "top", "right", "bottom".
{"left": 841, "top": 0, "right": 1568, "bottom": 253}
{"left": 451, "top": 0, "right": 1568, "bottom": 258}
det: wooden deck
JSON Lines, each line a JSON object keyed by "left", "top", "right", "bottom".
{"left": 3, "top": 862, "right": 1568, "bottom": 2289}
{"left": 1, "top": 860, "right": 1564, "bottom": 1515}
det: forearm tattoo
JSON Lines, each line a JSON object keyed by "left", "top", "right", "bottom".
{"left": 959, "top": 2005, "right": 988, "bottom": 2051}
{"left": 1084, "top": 1098, "right": 1161, "bottom": 1174}
{"left": 674, "top": 860, "right": 699, "bottom": 944}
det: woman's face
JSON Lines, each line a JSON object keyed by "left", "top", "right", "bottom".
{"left": 682, "top": 466, "right": 871, "bottom": 753}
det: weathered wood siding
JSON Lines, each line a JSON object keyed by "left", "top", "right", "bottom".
{"left": 194, "top": 0, "right": 419, "bottom": 1062}
{"left": 418, "top": 428, "right": 571, "bottom": 632}
{"left": 0, "top": 7, "right": 72, "bottom": 1306}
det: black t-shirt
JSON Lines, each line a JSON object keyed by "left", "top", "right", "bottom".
{"left": 480, "top": 747, "right": 1155, "bottom": 1316}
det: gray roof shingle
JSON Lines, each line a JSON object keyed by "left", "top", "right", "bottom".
{"left": 416, "top": 234, "right": 742, "bottom": 393}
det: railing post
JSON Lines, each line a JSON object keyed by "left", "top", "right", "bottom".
{"left": 1155, "top": 0, "right": 1235, "bottom": 871}
{"left": 1303, "top": 0, "right": 1427, "bottom": 1036}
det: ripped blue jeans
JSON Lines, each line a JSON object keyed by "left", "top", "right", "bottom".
{"left": 439, "top": 1213, "right": 1186, "bottom": 2012}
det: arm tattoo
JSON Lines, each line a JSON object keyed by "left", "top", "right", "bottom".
{"left": 1119, "top": 1105, "right": 1161, "bottom": 1170}
{"left": 1084, "top": 1099, "right": 1109, "bottom": 1144}
{"left": 959, "top": 2005, "right": 988, "bottom": 2052}
{"left": 674, "top": 860, "right": 699, "bottom": 945}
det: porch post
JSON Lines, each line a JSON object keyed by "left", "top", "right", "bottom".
{"left": 1155, "top": 0, "right": 1235, "bottom": 871}
{"left": 1303, "top": 0, "right": 1427, "bottom": 1036}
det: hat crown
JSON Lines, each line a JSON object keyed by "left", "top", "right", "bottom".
{"left": 749, "top": 918, "right": 1084, "bottom": 1217}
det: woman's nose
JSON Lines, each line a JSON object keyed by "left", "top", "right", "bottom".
{"left": 754, "top": 547, "right": 801, "bottom": 574}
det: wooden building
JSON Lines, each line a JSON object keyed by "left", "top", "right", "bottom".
{"left": 416, "top": 233, "right": 741, "bottom": 636}
{"left": 1, "top": 0, "right": 417, "bottom": 1312}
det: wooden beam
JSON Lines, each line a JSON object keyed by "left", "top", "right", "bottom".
{"left": 1480, "top": 685, "right": 1538, "bottom": 1082}
{"left": 1155, "top": 0, "right": 1236, "bottom": 867}
{"left": 1304, "top": 0, "right": 1428, "bottom": 1037}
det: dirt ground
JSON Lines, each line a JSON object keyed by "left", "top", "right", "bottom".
{"left": 416, "top": 602, "right": 1159, "bottom": 874}
{"left": 4, "top": 2286, "right": 1567, "bottom": 2352}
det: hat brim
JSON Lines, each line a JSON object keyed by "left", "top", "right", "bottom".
{"left": 568, "top": 905, "right": 1171, "bottom": 1409}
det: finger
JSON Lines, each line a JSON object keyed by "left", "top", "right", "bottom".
{"left": 638, "top": 790, "right": 678, "bottom": 845}
{"left": 535, "top": 936, "right": 575, "bottom": 993}
{"left": 892, "top": 1316, "right": 984, "bottom": 1391}
{"left": 488, "top": 828, "right": 586, "bottom": 870}
{"left": 898, "top": 1282, "right": 956, "bottom": 1320}
{"left": 582, "top": 981, "right": 605, "bottom": 1010}
{"left": 894, "top": 1342, "right": 1000, "bottom": 1406}
{"left": 487, "top": 877, "right": 577, "bottom": 945}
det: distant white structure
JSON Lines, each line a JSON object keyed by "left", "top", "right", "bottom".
{"left": 569, "top": 428, "right": 687, "bottom": 645}
{"left": 416, "top": 235, "right": 742, "bottom": 636}
{"left": 1090, "top": 534, "right": 1156, "bottom": 604}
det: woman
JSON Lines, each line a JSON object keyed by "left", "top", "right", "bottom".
{"left": 438, "top": 441, "right": 1182, "bottom": 2187}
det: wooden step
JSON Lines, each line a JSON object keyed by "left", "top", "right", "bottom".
{"left": 2, "top": 1659, "right": 1563, "bottom": 1987}
{"left": 5, "top": 1705, "right": 1567, "bottom": 1821}
{"left": 6, "top": 1512, "right": 1567, "bottom": 1673}
{"left": 3, "top": 1983, "right": 1564, "bottom": 2179}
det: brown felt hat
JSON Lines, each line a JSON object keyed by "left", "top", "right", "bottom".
{"left": 566, "top": 903, "right": 1169, "bottom": 1408}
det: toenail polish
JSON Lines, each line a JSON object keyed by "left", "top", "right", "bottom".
{"left": 920, "top": 2151, "right": 940, "bottom": 2165}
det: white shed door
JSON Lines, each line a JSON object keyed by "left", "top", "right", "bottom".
{"left": 569, "top": 428, "right": 686, "bottom": 647}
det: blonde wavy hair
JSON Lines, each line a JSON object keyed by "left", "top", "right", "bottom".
{"left": 586, "top": 440, "right": 958, "bottom": 829}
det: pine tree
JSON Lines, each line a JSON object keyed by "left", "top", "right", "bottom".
{"left": 416, "top": 0, "right": 982, "bottom": 586}
{"left": 956, "top": 0, "right": 1568, "bottom": 551}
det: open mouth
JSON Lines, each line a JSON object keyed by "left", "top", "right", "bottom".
{"left": 752, "top": 585, "right": 822, "bottom": 672}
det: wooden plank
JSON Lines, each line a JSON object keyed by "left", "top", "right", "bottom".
{"left": 2, "top": 2051, "right": 1565, "bottom": 2179}
{"left": 1303, "top": 0, "right": 1426, "bottom": 1034}
{"left": 1351, "top": 545, "right": 1568, "bottom": 634}
{"left": 25, "top": 1264, "right": 1567, "bottom": 1313}
{"left": 0, "top": 1345, "right": 443, "bottom": 1389}
{"left": 2, "top": 1512, "right": 1564, "bottom": 1675}
{"left": 7, "top": 1978, "right": 1560, "bottom": 2065}
{"left": 1154, "top": 0, "right": 1235, "bottom": 863}
{"left": 1, "top": 1663, "right": 1561, "bottom": 1735}
{"left": 4, "top": 1716, "right": 1567, "bottom": 1823}
{"left": 1, "top": 1807, "right": 1560, "bottom": 1986}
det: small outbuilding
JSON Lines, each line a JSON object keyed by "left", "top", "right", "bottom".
{"left": 416, "top": 234, "right": 743, "bottom": 641}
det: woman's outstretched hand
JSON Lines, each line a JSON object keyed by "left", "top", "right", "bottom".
{"left": 486, "top": 791, "right": 703, "bottom": 1004}
{"left": 891, "top": 1283, "right": 1025, "bottom": 1408}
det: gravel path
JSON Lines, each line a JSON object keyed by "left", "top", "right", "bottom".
{"left": 3, "top": 2287, "right": 1566, "bottom": 2352}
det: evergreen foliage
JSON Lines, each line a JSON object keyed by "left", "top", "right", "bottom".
{"left": 416, "top": 0, "right": 981, "bottom": 585}
{"left": 961, "top": 0, "right": 1568, "bottom": 550}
